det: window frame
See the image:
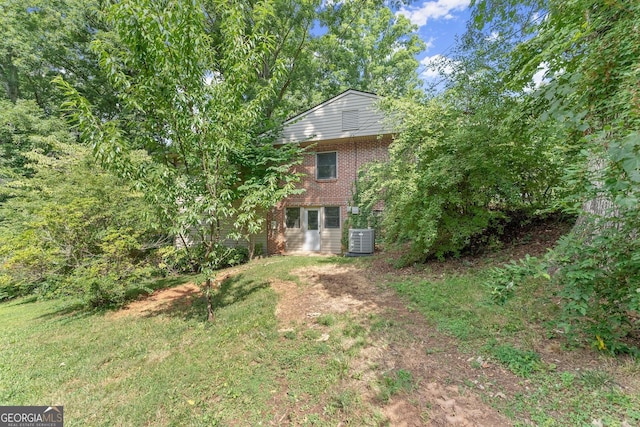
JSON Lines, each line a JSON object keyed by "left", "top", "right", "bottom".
{"left": 316, "top": 151, "right": 337, "bottom": 180}
{"left": 285, "top": 207, "right": 301, "bottom": 229}
{"left": 324, "top": 206, "right": 340, "bottom": 229}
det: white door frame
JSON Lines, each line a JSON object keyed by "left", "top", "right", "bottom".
{"left": 303, "top": 208, "right": 321, "bottom": 251}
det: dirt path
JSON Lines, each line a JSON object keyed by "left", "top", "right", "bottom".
{"left": 110, "top": 262, "right": 513, "bottom": 425}
{"left": 105, "top": 221, "right": 640, "bottom": 425}
{"left": 272, "top": 264, "right": 512, "bottom": 426}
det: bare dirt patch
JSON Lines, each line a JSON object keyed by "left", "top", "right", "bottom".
{"left": 104, "top": 220, "right": 637, "bottom": 425}
{"left": 271, "top": 265, "right": 389, "bottom": 325}
{"left": 108, "top": 282, "right": 201, "bottom": 319}
{"left": 271, "top": 263, "right": 512, "bottom": 426}
{"left": 108, "top": 267, "right": 248, "bottom": 319}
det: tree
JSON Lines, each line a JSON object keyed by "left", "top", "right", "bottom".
{"left": 314, "top": 0, "right": 425, "bottom": 98}
{"left": 0, "top": 136, "right": 160, "bottom": 306}
{"left": 470, "top": 0, "right": 640, "bottom": 352}
{"left": 57, "top": 0, "right": 305, "bottom": 320}
{"left": 349, "top": 1, "right": 571, "bottom": 265}
{"left": 250, "top": 0, "right": 425, "bottom": 119}
{"left": 0, "top": 99, "right": 70, "bottom": 186}
{"left": 0, "top": 0, "right": 115, "bottom": 113}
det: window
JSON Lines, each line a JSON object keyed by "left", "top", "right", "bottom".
{"left": 285, "top": 207, "right": 300, "bottom": 228}
{"left": 316, "top": 152, "right": 337, "bottom": 180}
{"left": 324, "top": 207, "right": 340, "bottom": 229}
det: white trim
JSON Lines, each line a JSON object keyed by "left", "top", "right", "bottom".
{"left": 316, "top": 151, "right": 338, "bottom": 180}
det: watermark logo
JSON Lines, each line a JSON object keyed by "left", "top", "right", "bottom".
{"left": 0, "top": 406, "right": 63, "bottom": 427}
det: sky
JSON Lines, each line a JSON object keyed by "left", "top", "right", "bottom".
{"left": 398, "top": 1, "right": 548, "bottom": 90}
{"left": 395, "top": 0, "right": 472, "bottom": 83}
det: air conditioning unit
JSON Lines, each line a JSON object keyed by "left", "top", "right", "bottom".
{"left": 348, "top": 229, "right": 375, "bottom": 254}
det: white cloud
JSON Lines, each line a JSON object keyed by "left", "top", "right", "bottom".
{"left": 423, "top": 37, "right": 435, "bottom": 52}
{"left": 531, "top": 62, "right": 549, "bottom": 89}
{"left": 420, "top": 54, "right": 458, "bottom": 79}
{"left": 531, "top": 11, "right": 541, "bottom": 23}
{"left": 520, "top": 62, "right": 551, "bottom": 93}
{"left": 485, "top": 31, "right": 500, "bottom": 42}
{"left": 398, "top": 0, "right": 470, "bottom": 27}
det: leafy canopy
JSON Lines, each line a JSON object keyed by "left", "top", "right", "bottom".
{"left": 471, "top": 0, "right": 640, "bottom": 352}
{"left": 0, "top": 135, "right": 158, "bottom": 306}
{"left": 56, "top": 0, "right": 309, "bottom": 318}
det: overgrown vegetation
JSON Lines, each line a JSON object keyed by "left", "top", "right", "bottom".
{"left": 384, "top": 251, "right": 640, "bottom": 426}
{"left": 487, "top": 226, "right": 640, "bottom": 355}
{"left": 350, "top": 0, "right": 640, "bottom": 354}
{"left": 0, "top": 112, "right": 164, "bottom": 306}
{"left": 353, "top": 59, "right": 572, "bottom": 264}
{"left": 470, "top": 0, "right": 640, "bottom": 354}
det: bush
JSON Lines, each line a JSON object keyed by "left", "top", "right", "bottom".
{"left": 554, "top": 219, "right": 640, "bottom": 355}
{"left": 548, "top": 138, "right": 640, "bottom": 354}
{"left": 158, "top": 245, "right": 203, "bottom": 274}
{"left": 0, "top": 141, "right": 161, "bottom": 308}
{"left": 60, "top": 263, "right": 153, "bottom": 308}
{"left": 353, "top": 97, "right": 569, "bottom": 266}
{"left": 159, "top": 243, "right": 250, "bottom": 275}
{"left": 207, "top": 244, "right": 249, "bottom": 269}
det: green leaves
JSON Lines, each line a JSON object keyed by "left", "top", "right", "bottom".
{"left": 0, "top": 133, "right": 159, "bottom": 305}
{"left": 56, "top": 0, "right": 305, "bottom": 289}
{"left": 466, "top": 0, "right": 640, "bottom": 354}
{"left": 609, "top": 132, "right": 640, "bottom": 183}
{"left": 355, "top": 88, "right": 568, "bottom": 264}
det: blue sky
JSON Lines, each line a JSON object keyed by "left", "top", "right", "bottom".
{"left": 396, "top": 0, "right": 471, "bottom": 80}
{"left": 397, "top": 1, "right": 549, "bottom": 89}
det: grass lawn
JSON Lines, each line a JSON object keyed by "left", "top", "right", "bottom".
{"left": 384, "top": 264, "right": 640, "bottom": 426}
{"left": 1, "top": 248, "right": 639, "bottom": 426}
{"left": 1, "top": 256, "right": 384, "bottom": 426}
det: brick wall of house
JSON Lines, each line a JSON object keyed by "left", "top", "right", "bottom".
{"left": 267, "top": 134, "right": 392, "bottom": 254}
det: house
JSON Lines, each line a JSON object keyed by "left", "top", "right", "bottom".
{"left": 265, "top": 89, "right": 394, "bottom": 255}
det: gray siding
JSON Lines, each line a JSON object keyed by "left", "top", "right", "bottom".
{"left": 277, "top": 90, "right": 393, "bottom": 144}
{"left": 320, "top": 228, "right": 342, "bottom": 254}
{"left": 284, "top": 229, "right": 305, "bottom": 252}
{"left": 220, "top": 217, "right": 268, "bottom": 256}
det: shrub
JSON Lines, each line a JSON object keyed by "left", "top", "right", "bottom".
{"left": 554, "top": 219, "right": 640, "bottom": 355}
{"left": 0, "top": 142, "right": 161, "bottom": 308}
{"left": 485, "top": 255, "right": 550, "bottom": 305}
{"left": 352, "top": 97, "right": 569, "bottom": 266}
{"left": 158, "top": 245, "right": 203, "bottom": 274}
{"left": 159, "top": 243, "right": 250, "bottom": 275}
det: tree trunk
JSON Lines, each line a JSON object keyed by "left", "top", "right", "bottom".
{"left": 205, "top": 277, "right": 215, "bottom": 322}
{"left": 2, "top": 50, "right": 20, "bottom": 103}
{"left": 572, "top": 156, "right": 619, "bottom": 239}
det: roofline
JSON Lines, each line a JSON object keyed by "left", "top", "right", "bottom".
{"left": 282, "top": 89, "right": 380, "bottom": 126}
